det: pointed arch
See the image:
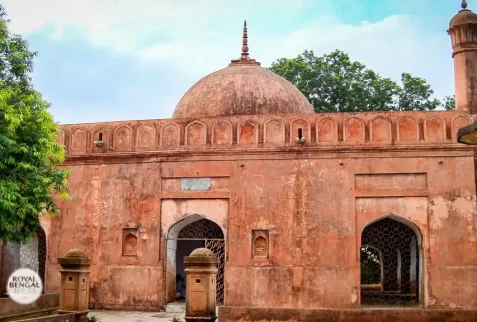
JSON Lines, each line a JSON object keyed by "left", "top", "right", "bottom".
{"left": 0, "top": 225, "right": 47, "bottom": 296}
{"left": 361, "top": 213, "right": 423, "bottom": 246}
{"left": 36, "top": 226, "right": 47, "bottom": 294}
{"left": 164, "top": 215, "right": 225, "bottom": 305}
{"left": 360, "top": 213, "right": 422, "bottom": 306}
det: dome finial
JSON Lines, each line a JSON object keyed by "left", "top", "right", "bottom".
{"left": 229, "top": 20, "right": 261, "bottom": 66}
{"left": 241, "top": 20, "right": 249, "bottom": 57}
{"left": 462, "top": 0, "right": 468, "bottom": 10}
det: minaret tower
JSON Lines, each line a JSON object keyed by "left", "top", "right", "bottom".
{"left": 448, "top": 0, "right": 477, "bottom": 114}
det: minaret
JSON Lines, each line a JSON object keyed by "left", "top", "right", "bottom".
{"left": 448, "top": 0, "right": 477, "bottom": 114}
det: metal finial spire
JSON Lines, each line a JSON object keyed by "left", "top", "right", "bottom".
{"left": 462, "top": 0, "right": 468, "bottom": 9}
{"left": 241, "top": 20, "right": 249, "bottom": 56}
{"left": 229, "top": 20, "right": 261, "bottom": 66}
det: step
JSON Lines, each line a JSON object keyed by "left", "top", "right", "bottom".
{"left": 165, "top": 303, "right": 186, "bottom": 314}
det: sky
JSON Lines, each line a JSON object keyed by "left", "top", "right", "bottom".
{"left": 1, "top": 0, "right": 466, "bottom": 125}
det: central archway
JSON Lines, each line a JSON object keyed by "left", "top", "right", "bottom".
{"left": 164, "top": 215, "right": 225, "bottom": 305}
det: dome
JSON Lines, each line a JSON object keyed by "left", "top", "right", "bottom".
{"left": 172, "top": 22, "right": 313, "bottom": 119}
{"left": 64, "top": 248, "right": 87, "bottom": 258}
{"left": 449, "top": 1, "right": 477, "bottom": 28}
{"left": 190, "top": 248, "right": 215, "bottom": 257}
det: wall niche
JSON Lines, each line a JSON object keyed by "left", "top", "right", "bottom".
{"left": 122, "top": 228, "right": 138, "bottom": 257}
{"left": 252, "top": 230, "right": 269, "bottom": 259}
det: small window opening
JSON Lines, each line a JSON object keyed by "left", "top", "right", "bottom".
{"left": 298, "top": 128, "right": 303, "bottom": 139}
{"left": 98, "top": 133, "right": 103, "bottom": 141}
{"left": 195, "top": 279, "right": 201, "bottom": 283}
{"left": 68, "top": 276, "right": 73, "bottom": 281}
{"left": 82, "top": 278, "right": 86, "bottom": 283}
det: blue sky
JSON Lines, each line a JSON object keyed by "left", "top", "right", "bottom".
{"left": 1, "top": 0, "right": 466, "bottom": 124}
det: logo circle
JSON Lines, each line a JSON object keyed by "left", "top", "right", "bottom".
{"left": 6, "top": 268, "right": 43, "bottom": 305}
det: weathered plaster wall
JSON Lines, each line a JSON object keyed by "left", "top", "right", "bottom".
{"left": 44, "top": 110, "right": 477, "bottom": 310}
{"left": 224, "top": 155, "right": 477, "bottom": 309}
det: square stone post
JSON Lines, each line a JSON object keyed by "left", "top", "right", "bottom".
{"left": 57, "top": 249, "right": 92, "bottom": 322}
{"left": 184, "top": 248, "right": 218, "bottom": 322}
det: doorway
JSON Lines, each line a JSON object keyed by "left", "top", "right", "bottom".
{"left": 360, "top": 216, "right": 421, "bottom": 306}
{"left": 165, "top": 216, "right": 225, "bottom": 305}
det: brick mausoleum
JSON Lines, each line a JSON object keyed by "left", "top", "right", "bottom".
{"left": 2, "top": 2, "right": 477, "bottom": 321}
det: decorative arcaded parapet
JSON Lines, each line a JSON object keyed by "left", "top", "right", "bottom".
{"left": 58, "top": 111, "right": 473, "bottom": 156}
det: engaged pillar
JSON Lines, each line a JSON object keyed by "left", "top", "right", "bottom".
{"left": 57, "top": 249, "right": 92, "bottom": 322}
{"left": 184, "top": 248, "right": 218, "bottom": 322}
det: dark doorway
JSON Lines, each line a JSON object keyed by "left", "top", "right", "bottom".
{"left": 166, "top": 217, "right": 225, "bottom": 305}
{"left": 360, "top": 217, "right": 420, "bottom": 306}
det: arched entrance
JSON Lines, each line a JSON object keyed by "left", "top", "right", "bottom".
{"left": 360, "top": 216, "right": 421, "bottom": 306}
{"left": 165, "top": 215, "right": 225, "bottom": 305}
{"left": 0, "top": 226, "right": 47, "bottom": 297}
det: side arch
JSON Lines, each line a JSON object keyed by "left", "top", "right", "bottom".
{"left": 360, "top": 213, "right": 423, "bottom": 306}
{"left": 0, "top": 226, "right": 47, "bottom": 296}
{"left": 361, "top": 213, "right": 423, "bottom": 246}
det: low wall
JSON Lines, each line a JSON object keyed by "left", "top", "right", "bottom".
{"left": 14, "top": 313, "right": 76, "bottom": 322}
{"left": 0, "top": 293, "right": 59, "bottom": 322}
{"left": 218, "top": 306, "right": 477, "bottom": 322}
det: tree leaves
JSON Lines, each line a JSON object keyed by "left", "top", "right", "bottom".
{"left": 0, "top": 5, "right": 69, "bottom": 242}
{"left": 269, "top": 50, "right": 455, "bottom": 113}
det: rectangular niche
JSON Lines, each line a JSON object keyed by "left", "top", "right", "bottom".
{"left": 122, "top": 228, "right": 138, "bottom": 257}
{"left": 252, "top": 230, "right": 269, "bottom": 259}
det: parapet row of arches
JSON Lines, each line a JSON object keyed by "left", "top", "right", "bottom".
{"left": 60, "top": 112, "right": 471, "bottom": 154}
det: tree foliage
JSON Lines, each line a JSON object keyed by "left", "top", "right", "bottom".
{"left": 0, "top": 5, "right": 69, "bottom": 242}
{"left": 442, "top": 95, "right": 456, "bottom": 110}
{"left": 360, "top": 246, "right": 382, "bottom": 285}
{"left": 269, "top": 50, "right": 453, "bottom": 113}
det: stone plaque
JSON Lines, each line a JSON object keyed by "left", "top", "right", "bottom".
{"left": 180, "top": 178, "right": 211, "bottom": 191}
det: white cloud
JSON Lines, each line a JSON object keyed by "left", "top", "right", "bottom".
{"left": 1, "top": 0, "right": 455, "bottom": 123}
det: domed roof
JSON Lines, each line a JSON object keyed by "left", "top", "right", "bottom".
{"left": 172, "top": 22, "right": 313, "bottom": 119}
{"left": 449, "top": 0, "right": 477, "bottom": 28}
{"left": 189, "top": 248, "right": 215, "bottom": 257}
{"left": 65, "top": 248, "right": 87, "bottom": 258}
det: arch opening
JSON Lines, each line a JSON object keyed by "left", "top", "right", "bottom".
{"left": 0, "top": 226, "right": 47, "bottom": 297}
{"left": 360, "top": 216, "right": 421, "bottom": 307}
{"left": 164, "top": 216, "right": 225, "bottom": 305}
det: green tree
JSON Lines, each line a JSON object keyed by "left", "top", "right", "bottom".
{"left": 269, "top": 50, "right": 450, "bottom": 113}
{"left": 0, "top": 5, "right": 69, "bottom": 242}
{"left": 442, "top": 95, "right": 456, "bottom": 110}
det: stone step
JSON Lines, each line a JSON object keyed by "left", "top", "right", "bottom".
{"left": 13, "top": 312, "right": 76, "bottom": 322}
{"left": 165, "top": 303, "right": 186, "bottom": 314}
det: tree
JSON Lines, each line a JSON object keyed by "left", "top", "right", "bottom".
{"left": 442, "top": 95, "right": 456, "bottom": 110}
{"left": 0, "top": 5, "right": 69, "bottom": 242}
{"left": 269, "top": 50, "right": 454, "bottom": 112}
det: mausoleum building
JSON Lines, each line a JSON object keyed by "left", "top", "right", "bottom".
{"left": 2, "top": 2, "right": 477, "bottom": 320}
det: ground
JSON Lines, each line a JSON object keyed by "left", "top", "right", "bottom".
{"left": 89, "top": 311, "right": 184, "bottom": 322}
